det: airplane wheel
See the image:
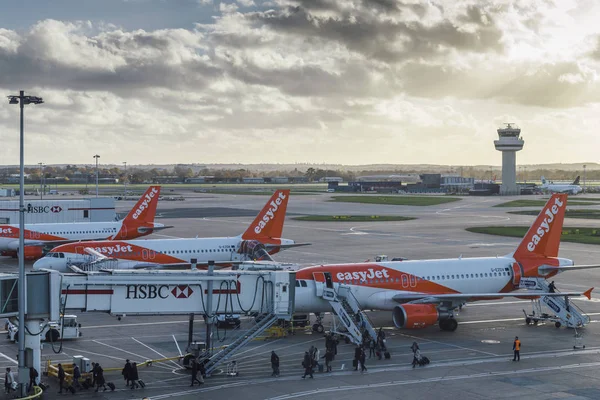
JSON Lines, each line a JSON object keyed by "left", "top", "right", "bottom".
{"left": 440, "top": 319, "right": 458, "bottom": 332}
{"left": 312, "top": 324, "right": 324, "bottom": 333}
{"left": 555, "top": 321, "right": 561, "bottom": 328}
{"left": 525, "top": 318, "right": 531, "bottom": 325}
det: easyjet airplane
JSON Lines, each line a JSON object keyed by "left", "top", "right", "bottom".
{"left": 33, "top": 189, "right": 304, "bottom": 271}
{"left": 294, "top": 194, "right": 596, "bottom": 331}
{"left": 0, "top": 186, "right": 167, "bottom": 260}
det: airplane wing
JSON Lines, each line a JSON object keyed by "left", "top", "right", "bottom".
{"left": 137, "top": 225, "right": 174, "bottom": 234}
{"left": 392, "top": 288, "right": 593, "bottom": 304}
{"left": 539, "top": 264, "right": 600, "bottom": 274}
{"left": 265, "top": 243, "right": 312, "bottom": 250}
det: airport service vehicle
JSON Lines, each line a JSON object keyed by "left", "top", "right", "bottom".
{"left": 34, "top": 190, "right": 306, "bottom": 271}
{"left": 294, "top": 194, "right": 596, "bottom": 332}
{"left": 541, "top": 176, "right": 582, "bottom": 195}
{"left": 0, "top": 186, "right": 167, "bottom": 260}
{"left": 7, "top": 315, "right": 82, "bottom": 342}
{"left": 216, "top": 314, "right": 242, "bottom": 329}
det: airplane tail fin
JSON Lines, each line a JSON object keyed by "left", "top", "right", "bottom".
{"left": 572, "top": 176, "right": 580, "bottom": 185}
{"left": 513, "top": 193, "right": 567, "bottom": 261}
{"left": 241, "top": 190, "right": 290, "bottom": 240}
{"left": 119, "top": 186, "right": 161, "bottom": 233}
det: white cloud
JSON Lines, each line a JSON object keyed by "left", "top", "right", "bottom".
{"left": 0, "top": 1, "right": 599, "bottom": 166}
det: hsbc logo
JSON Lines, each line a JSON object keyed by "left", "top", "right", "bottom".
{"left": 171, "top": 285, "right": 194, "bottom": 299}
{"left": 125, "top": 284, "right": 194, "bottom": 299}
{"left": 51, "top": 206, "right": 62, "bottom": 213}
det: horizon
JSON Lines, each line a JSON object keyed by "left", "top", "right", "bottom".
{"left": 1, "top": 1, "right": 599, "bottom": 165}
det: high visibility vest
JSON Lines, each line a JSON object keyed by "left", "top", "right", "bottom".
{"left": 514, "top": 340, "right": 521, "bottom": 351}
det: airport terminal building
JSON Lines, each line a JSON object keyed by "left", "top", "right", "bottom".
{"left": 0, "top": 198, "right": 116, "bottom": 224}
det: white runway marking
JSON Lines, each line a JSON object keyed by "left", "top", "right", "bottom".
{"left": 131, "top": 337, "right": 181, "bottom": 369}
{"left": 0, "top": 352, "right": 16, "bottom": 364}
{"left": 264, "top": 361, "right": 600, "bottom": 399}
{"left": 398, "top": 332, "right": 498, "bottom": 356}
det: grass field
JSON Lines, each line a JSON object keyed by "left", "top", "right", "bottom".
{"left": 329, "top": 196, "right": 461, "bottom": 206}
{"left": 198, "top": 189, "right": 318, "bottom": 196}
{"left": 509, "top": 209, "right": 600, "bottom": 219}
{"left": 293, "top": 215, "right": 416, "bottom": 222}
{"left": 494, "top": 199, "right": 600, "bottom": 207}
{"left": 466, "top": 226, "right": 600, "bottom": 245}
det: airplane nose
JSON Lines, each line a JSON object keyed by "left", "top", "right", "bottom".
{"left": 32, "top": 259, "right": 47, "bottom": 270}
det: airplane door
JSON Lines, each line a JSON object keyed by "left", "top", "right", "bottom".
{"left": 120, "top": 225, "right": 128, "bottom": 239}
{"left": 313, "top": 272, "right": 326, "bottom": 297}
{"left": 511, "top": 263, "right": 523, "bottom": 286}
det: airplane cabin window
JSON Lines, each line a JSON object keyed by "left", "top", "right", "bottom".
{"left": 300, "top": 281, "right": 307, "bottom": 287}
{"left": 295, "top": 281, "right": 300, "bottom": 287}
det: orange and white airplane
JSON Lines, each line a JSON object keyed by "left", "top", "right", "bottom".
{"left": 33, "top": 189, "right": 304, "bottom": 271}
{"left": 1, "top": 186, "right": 167, "bottom": 260}
{"left": 294, "top": 194, "right": 596, "bottom": 331}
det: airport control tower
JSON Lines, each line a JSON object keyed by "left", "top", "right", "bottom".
{"left": 494, "top": 123, "right": 524, "bottom": 195}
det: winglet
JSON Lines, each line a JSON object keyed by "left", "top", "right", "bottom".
{"left": 242, "top": 190, "right": 290, "bottom": 240}
{"left": 584, "top": 287, "right": 593, "bottom": 300}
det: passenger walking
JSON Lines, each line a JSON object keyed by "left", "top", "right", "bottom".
{"left": 130, "top": 362, "right": 140, "bottom": 389}
{"left": 512, "top": 336, "right": 521, "bottom": 361}
{"left": 271, "top": 351, "right": 280, "bottom": 377}
{"left": 359, "top": 348, "right": 367, "bottom": 372}
{"left": 323, "top": 349, "right": 334, "bottom": 372}
{"left": 353, "top": 346, "right": 362, "bottom": 371}
{"left": 122, "top": 359, "right": 132, "bottom": 387}
{"left": 72, "top": 364, "right": 81, "bottom": 390}
{"left": 28, "top": 367, "right": 39, "bottom": 393}
{"left": 57, "top": 364, "right": 66, "bottom": 394}
{"left": 190, "top": 359, "right": 204, "bottom": 386}
{"left": 369, "top": 339, "right": 376, "bottom": 358}
{"left": 412, "top": 348, "right": 422, "bottom": 368}
{"left": 313, "top": 347, "right": 321, "bottom": 371}
{"left": 91, "top": 362, "right": 97, "bottom": 387}
{"left": 301, "top": 352, "right": 313, "bottom": 379}
{"left": 5, "top": 367, "right": 15, "bottom": 394}
{"left": 410, "top": 342, "right": 419, "bottom": 354}
{"left": 548, "top": 281, "right": 556, "bottom": 293}
{"left": 94, "top": 363, "right": 107, "bottom": 392}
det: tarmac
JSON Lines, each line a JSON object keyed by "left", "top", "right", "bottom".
{"left": 1, "top": 191, "right": 600, "bottom": 399}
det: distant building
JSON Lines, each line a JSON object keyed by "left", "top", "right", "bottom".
{"left": 242, "top": 177, "right": 265, "bottom": 184}
{"left": 318, "top": 177, "right": 343, "bottom": 183}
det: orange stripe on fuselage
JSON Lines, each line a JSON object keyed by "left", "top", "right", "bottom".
{"left": 53, "top": 241, "right": 184, "bottom": 264}
{"left": 297, "top": 264, "right": 460, "bottom": 294}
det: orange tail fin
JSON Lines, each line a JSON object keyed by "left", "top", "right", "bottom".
{"left": 242, "top": 189, "right": 290, "bottom": 240}
{"left": 513, "top": 194, "right": 567, "bottom": 261}
{"left": 121, "top": 186, "right": 161, "bottom": 226}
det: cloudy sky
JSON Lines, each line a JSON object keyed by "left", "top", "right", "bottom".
{"left": 1, "top": 0, "right": 599, "bottom": 166}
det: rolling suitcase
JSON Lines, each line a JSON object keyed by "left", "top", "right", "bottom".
{"left": 384, "top": 351, "right": 391, "bottom": 359}
{"left": 107, "top": 382, "right": 115, "bottom": 391}
{"left": 67, "top": 385, "right": 76, "bottom": 394}
{"left": 138, "top": 380, "right": 146, "bottom": 388}
{"left": 352, "top": 359, "right": 358, "bottom": 368}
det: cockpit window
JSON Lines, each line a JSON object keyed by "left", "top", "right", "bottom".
{"left": 59, "top": 253, "right": 65, "bottom": 258}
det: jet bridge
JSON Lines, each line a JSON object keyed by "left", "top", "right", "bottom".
{"left": 57, "top": 269, "right": 295, "bottom": 317}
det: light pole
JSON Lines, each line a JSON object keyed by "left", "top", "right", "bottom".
{"left": 38, "top": 162, "right": 44, "bottom": 199}
{"left": 7, "top": 90, "right": 43, "bottom": 397}
{"left": 93, "top": 154, "right": 100, "bottom": 197}
{"left": 583, "top": 164, "right": 587, "bottom": 193}
{"left": 123, "top": 161, "right": 127, "bottom": 197}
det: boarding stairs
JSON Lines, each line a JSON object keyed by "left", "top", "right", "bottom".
{"left": 204, "top": 312, "right": 278, "bottom": 375}
{"left": 313, "top": 272, "right": 377, "bottom": 345}
{"left": 524, "top": 279, "right": 590, "bottom": 328}
{"left": 66, "top": 256, "right": 119, "bottom": 272}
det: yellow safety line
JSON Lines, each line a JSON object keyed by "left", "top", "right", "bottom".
{"left": 14, "top": 385, "right": 43, "bottom": 400}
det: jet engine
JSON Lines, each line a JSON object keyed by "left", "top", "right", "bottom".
{"left": 392, "top": 304, "right": 455, "bottom": 331}
{"left": 23, "top": 246, "right": 44, "bottom": 261}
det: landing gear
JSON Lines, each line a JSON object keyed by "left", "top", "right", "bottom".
{"left": 439, "top": 319, "right": 458, "bottom": 332}
{"left": 312, "top": 313, "right": 324, "bottom": 333}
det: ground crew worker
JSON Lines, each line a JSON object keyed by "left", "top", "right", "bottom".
{"left": 513, "top": 336, "right": 521, "bottom": 361}
{"left": 57, "top": 364, "right": 66, "bottom": 394}
{"left": 271, "top": 351, "right": 280, "bottom": 377}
